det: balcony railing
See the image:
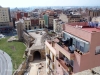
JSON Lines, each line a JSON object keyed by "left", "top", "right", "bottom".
{"left": 47, "top": 64, "right": 54, "bottom": 75}
{"left": 55, "top": 42, "right": 75, "bottom": 60}
{"left": 46, "top": 54, "right": 51, "bottom": 60}
{"left": 56, "top": 58, "right": 73, "bottom": 74}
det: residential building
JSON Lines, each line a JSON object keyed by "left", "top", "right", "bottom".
{"left": 88, "top": 10, "right": 100, "bottom": 18}
{"left": 0, "top": 7, "right": 11, "bottom": 23}
{"left": 15, "top": 12, "right": 28, "bottom": 20}
{"left": 24, "top": 19, "right": 31, "bottom": 30}
{"left": 48, "top": 16, "right": 54, "bottom": 29}
{"left": 0, "top": 6, "right": 14, "bottom": 33}
{"left": 31, "top": 18, "right": 39, "bottom": 28}
{"left": 59, "top": 13, "right": 68, "bottom": 23}
{"left": 45, "top": 22, "right": 100, "bottom": 75}
{"left": 39, "top": 18, "right": 45, "bottom": 28}
{"left": 53, "top": 19, "right": 64, "bottom": 33}
{"left": 43, "top": 14, "right": 49, "bottom": 27}
{"left": 67, "top": 14, "right": 82, "bottom": 23}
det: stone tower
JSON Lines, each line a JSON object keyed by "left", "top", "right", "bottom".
{"left": 16, "top": 22, "right": 25, "bottom": 41}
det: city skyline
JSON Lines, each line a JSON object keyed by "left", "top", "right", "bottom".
{"left": 0, "top": 0, "right": 100, "bottom": 8}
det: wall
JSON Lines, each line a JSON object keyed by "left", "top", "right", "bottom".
{"left": 59, "top": 13, "right": 68, "bottom": 23}
{"left": 31, "top": 19, "right": 39, "bottom": 26}
{"left": 73, "top": 32, "right": 100, "bottom": 73}
{"left": 13, "top": 61, "right": 27, "bottom": 75}
{"left": 39, "top": 19, "right": 45, "bottom": 28}
{"left": 48, "top": 16, "right": 54, "bottom": 27}
{"left": 43, "top": 14, "right": 48, "bottom": 27}
{"left": 24, "top": 20, "right": 31, "bottom": 27}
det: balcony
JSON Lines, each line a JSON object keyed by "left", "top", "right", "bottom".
{"left": 55, "top": 42, "right": 75, "bottom": 60}
{"left": 56, "top": 58, "right": 73, "bottom": 74}
{"left": 46, "top": 54, "right": 51, "bottom": 60}
{"left": 46, "top": 54, "right": 54, "bottom": 65}
{"left": 47, "top": 64, "right": 54, "bottom": 75}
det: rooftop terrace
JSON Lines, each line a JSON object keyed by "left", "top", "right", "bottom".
{"left": 66, "top": 22, "right": 100, "bottom": 33}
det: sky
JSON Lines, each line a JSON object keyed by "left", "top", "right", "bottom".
{"left": 0, "top": 0, "right": 100, "bottom": 8}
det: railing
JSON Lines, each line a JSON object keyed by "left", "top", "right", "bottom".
{"left": 55, "top": 43, "right": 75, "bottom": 60}
{"left": 56, "top": 58, "right": 73, "bottom": 74}
{"left": 47, "top": 64, "right": 54, "bottom": 75}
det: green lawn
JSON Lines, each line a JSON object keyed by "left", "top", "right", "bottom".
{"left": 0, "top": 37, "right": 26, "bottom": 71}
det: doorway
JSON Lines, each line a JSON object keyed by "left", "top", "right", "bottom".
{"left": 33, "top": 51, "right": 41, "bottom": 60}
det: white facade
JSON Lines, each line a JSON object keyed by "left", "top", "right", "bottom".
{"left": 53, "top": 19, "right": 58, "bottom": 32}
{"left": 53, "top": 19, "right": 63, "bottom": 33}
{"left": 0, "top": 7, "right": 10, "bottom": 22}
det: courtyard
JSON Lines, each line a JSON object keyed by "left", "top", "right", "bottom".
{"left": 0, "top": 37, "right": 26, "bottom": 71}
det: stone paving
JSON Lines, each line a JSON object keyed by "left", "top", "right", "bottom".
{"left": 28, "top": 60, "right": 46, "bottom": 75}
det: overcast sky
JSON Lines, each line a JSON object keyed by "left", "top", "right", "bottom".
{"left": 0, "top": 0, "right": 100, "bottom": 8}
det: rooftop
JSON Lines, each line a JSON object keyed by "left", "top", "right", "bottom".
{"left": 66, "top": 22, "right": 100, "bottom": 33}
{"left": 82, "top": 27, "right": 100, "bottom": 33}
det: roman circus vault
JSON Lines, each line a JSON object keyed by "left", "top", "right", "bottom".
{"left": 23, "top": 29, "right": 47, "bottom": 61}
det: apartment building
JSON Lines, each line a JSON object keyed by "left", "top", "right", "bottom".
{"left": 24, "top": 19, "right": 31, "bottom": 30}
{"left": 39, "top": 18, "right": 45, "bottom": 28}
{"left": 0, "top": 7, "right": 11, "bottom": 24}
{"left": 45, "top": 22, "right": 100, "bottom": 75}
{"left": 67, "top": 14, "right": 82, "bottom": 23}
{"left": 88, "top": 10, "right": 100, "bottom": 18}
{"left": 43, "top": 14, "right": 49, "bottom": 27}
{"left": 59, "top": 13, "right": 68, "bottom": 23}
{"left": 31, "top": 18, "right": 39, "bottom": 27}
{"left": 0, "top": 7, "right": 14, "bottom": 33}
{"left": 53, "top": 19, "right": 64, "bottom": 33}
{"left": 48, "top": 16, "right": 54, "bottom": 29}
{"left": 15, "top": 12, "right": 28, "bottom": 20}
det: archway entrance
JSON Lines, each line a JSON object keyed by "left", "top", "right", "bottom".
{"left": 33, "top": 51, "right": 41, "bottom": 60}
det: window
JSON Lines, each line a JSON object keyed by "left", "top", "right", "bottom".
{"left": 95, "top": 46, "right": 100, "bottom": 55}
{"left": 52, "top": 55, "right": 54, "bottom": 62}
{"left": 76, "top": 41, "right": 80, "bottom": 49}
{"left": 80, "top": 46, "right": 84, "bottom": 52}
{"left": 70, "top": 60, "right": 74, "bottom": 67}
{"left": 80, "top": 42, "right": 84, "bottom": 52}
{"left": 43, "top": 21, "right": 44, "bottom": 24}
{"left": 58, "top": 64, "right": 60, "bottom": 67}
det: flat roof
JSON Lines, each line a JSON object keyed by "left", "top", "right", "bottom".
{"left": 82, "top": 28, "right": 100, "bottom": 33}
{"left": 66, "top": 23, "right": 100, "bottom": 33}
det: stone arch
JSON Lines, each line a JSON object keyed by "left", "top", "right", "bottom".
{"left": 33, "top": 51, "right": 41, "bottom": 60}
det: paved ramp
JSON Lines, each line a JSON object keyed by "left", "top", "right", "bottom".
{"left": 28, "top": 60, "right": 46, "bottom": 75}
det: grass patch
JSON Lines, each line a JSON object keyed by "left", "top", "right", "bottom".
{"left": 0, "top": 37, "right": 26, "bottom": 71}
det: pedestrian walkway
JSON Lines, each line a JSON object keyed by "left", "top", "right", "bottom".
{"left": 28, "top": 60, "right": 46, "bottom": 75}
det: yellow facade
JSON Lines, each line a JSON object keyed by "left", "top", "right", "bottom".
{"left": 39, "top": 18, "right": 45, "bottom": 25}
{"left": 24, "top": 20, "right": 31, "bottom": 27}
{"left": 0, "top": 8, "right": 10, "bottom": 22}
